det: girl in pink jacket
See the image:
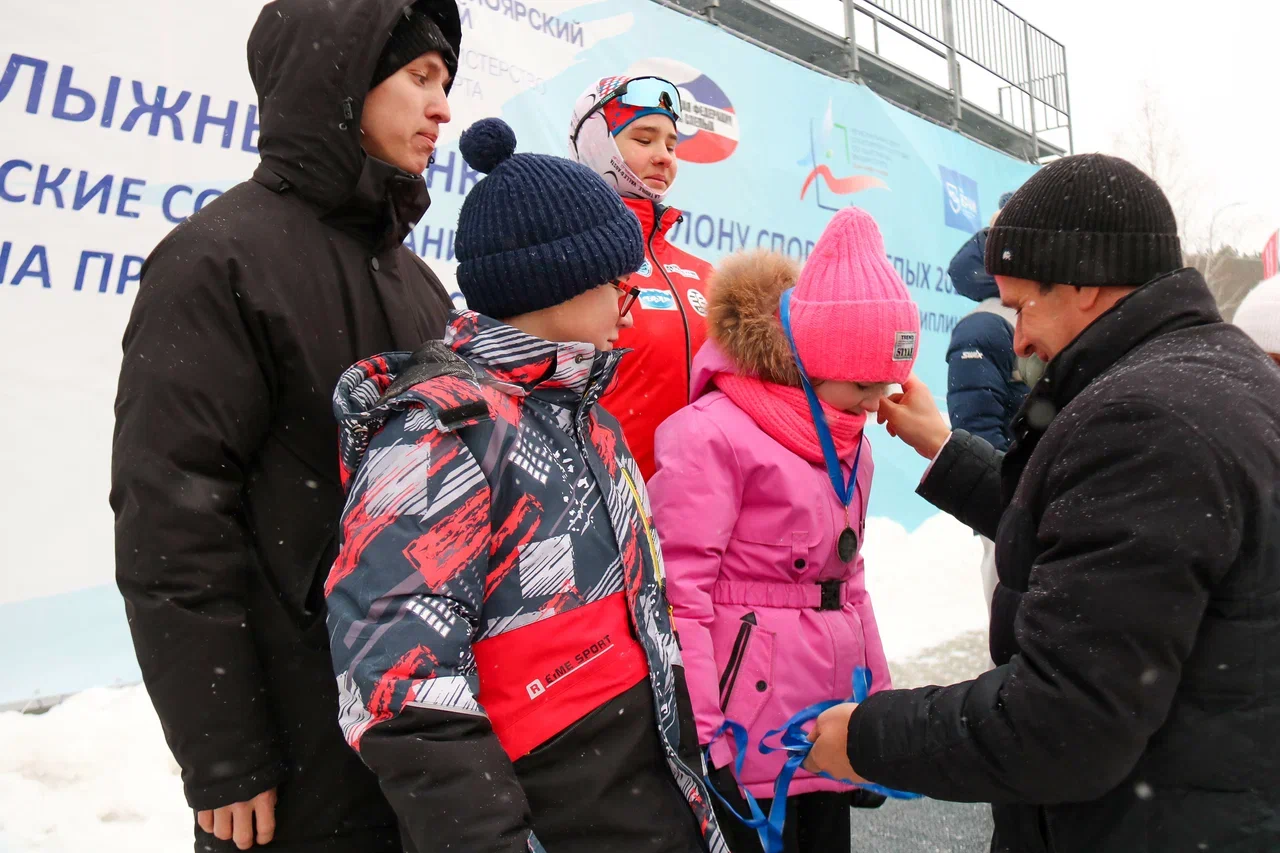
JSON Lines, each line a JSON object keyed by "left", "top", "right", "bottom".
{"left": 649, "top": 207, "right": 920, "bottom": 853}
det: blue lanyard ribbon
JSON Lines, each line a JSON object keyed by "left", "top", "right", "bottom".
{"left": 778, "top": 287, "right": 862, "bottom": 511}
{"left": 704, "top": 667, "right": 922, "bottom": 853}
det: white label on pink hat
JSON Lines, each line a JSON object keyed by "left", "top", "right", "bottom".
{"left": 893, "top": 332, "right": 918, "bottom": 361}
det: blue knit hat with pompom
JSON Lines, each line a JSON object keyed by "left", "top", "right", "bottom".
{"left": 454, "top": 117, "right": 645, "bottom": 318}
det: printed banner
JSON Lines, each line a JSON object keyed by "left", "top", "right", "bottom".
{"left": 0, "top": 0, "right": 1036, "bottom": 703}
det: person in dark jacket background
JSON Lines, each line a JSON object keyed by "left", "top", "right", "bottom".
{"left": 944, "top": 190, "right": 1037, "bottom": 614}
{"left": 110, "top": 2, "right": 460, "bottom": 851}
{"left": 804, "top": 154, "right": 1280, "bottom": 853}
{"left": 945, "top": 190, "right": 1029, "bottom": 451}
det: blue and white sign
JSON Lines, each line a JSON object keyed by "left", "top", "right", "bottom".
{"left": 0, "top": 0, "right": 1036, "bottom": 705}
{"left": 940, "top": 165, "right": 983, "bottom": 232}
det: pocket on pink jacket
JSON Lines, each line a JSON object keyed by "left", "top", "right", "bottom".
{"left": 718, "top": 617, "right": 776, "bottom": 731}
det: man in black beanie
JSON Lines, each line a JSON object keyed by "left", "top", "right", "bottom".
{"left": 112, "top": 2, "right": 461, "bottom": 851}
{"left": 804, "top": 153, "right": 1280, "bottom": 852}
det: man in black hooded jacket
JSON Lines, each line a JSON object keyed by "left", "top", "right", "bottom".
{"left": 110, "top": 2, "right": 461, "bottom": 850}
{"left": 805, "top": 154, "right": 1280, "bottom": 852}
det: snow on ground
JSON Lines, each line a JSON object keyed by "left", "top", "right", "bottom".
{"left": 0, "top": 513, "right": 987, "bottom": 853}
{"left": 0, "top": 686, "right": 188, "bottom": 852}
{"left": 862, "top": 513, "right": 988, "bottom": 662}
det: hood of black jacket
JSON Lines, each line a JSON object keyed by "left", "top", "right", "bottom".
{"left": 949, "top": 228, "right": 1000, "bottom": 302}
{"left": 247, "top": 0, "right": 461, "bottom": 249}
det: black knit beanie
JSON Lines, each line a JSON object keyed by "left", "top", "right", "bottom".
{"left": 985, "top": 154, "right": 1183, "bottom": 286}
{"left": 371, "top": 5, "right": 458, "bottom": 91}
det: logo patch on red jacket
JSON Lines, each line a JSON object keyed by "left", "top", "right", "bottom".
{"left": 687, "top": 289, "right": 708, "bottom": 316}
{"left": 663, "top": 263, "right": 701, "bottom": 280}
{"left": 637, "top": 288, "right": 679, "bottom": 311}
{"left": 524, "top": 633, "right": 617, "bottom": 698}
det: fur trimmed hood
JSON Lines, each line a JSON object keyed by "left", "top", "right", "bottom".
{"left": 706, "top": 249, "right": 803, "bottom": 387}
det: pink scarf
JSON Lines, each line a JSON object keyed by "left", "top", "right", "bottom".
{"left": 715, "top": 373, "right": 865, "bottom": 465}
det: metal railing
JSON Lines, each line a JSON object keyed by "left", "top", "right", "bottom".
{"left": 655, "top": 0, "right": 1071, "bottom": 160}
{"left": 858, "top": 0, "right": 1072, "bottom": 155}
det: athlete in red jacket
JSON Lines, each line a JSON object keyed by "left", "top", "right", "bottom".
{"left": 570, "top": 75, "right": 714, "bottom": 480}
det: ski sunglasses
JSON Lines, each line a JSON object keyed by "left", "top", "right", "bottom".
{"left": 572, "top": 76, "right": 682, "bottom": 147}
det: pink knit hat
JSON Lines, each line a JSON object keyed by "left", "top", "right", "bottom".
{"left": 788, "top": 207, "right": 920, "bottom": 384}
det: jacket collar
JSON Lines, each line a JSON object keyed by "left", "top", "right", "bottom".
{"left": 624, "top": 196, "right": 682, "bottom": 250}
{"left": 1013, "top": 268, "right": 1220, "bottom": 440}
{"left": 253, "top": 155, "right": 430, "bottom": 254}
{"left": 444, "top": 311, "right": 622, "bottom": 405}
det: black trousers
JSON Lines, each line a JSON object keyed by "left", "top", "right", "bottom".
{"left": 709, "top": 766, "right": 853, "bottom": 853}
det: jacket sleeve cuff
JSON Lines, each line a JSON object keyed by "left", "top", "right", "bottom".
{"left": 916, "top": 430, "right": 1004, "bottom": 539}
{"left": 184, "top": 756, "right": 285, "bottom": 811}
{"left": 919, "top": 431, "right": 954, "bottom": 484}
{"left": 917, "top": 430, "right": 973, "bottom": 501}
{"left": 846, "top": 690, "right": 904, "bottom": 785}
